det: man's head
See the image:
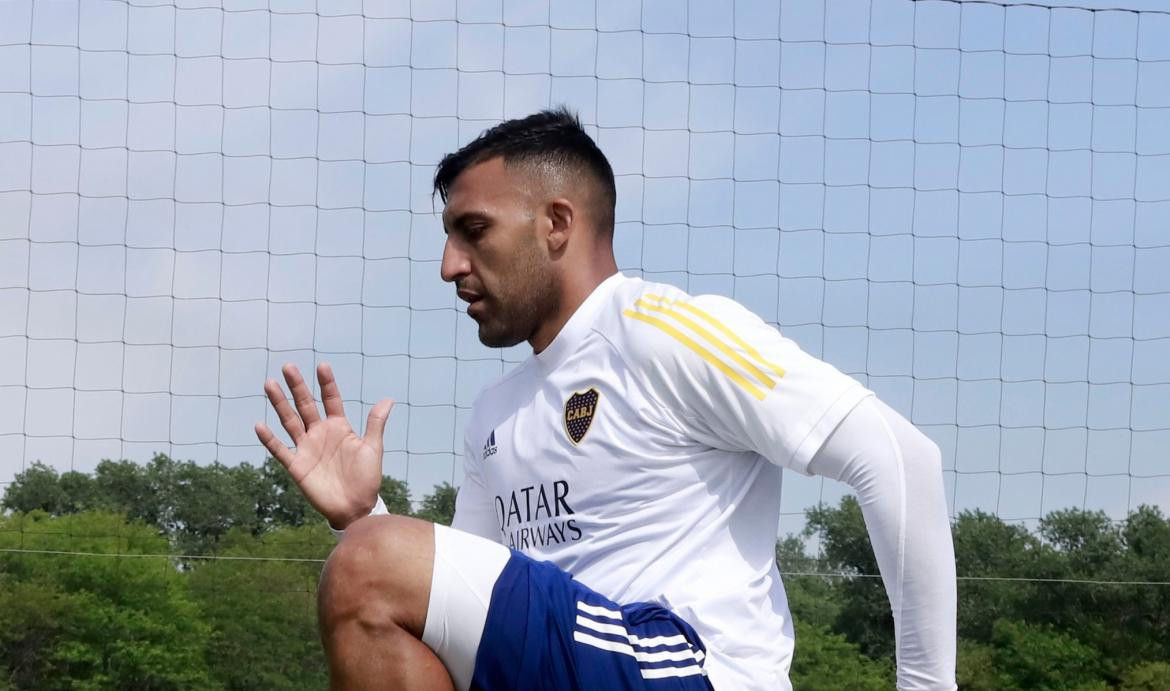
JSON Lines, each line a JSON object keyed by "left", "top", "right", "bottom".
{"left": 434, "top": 107, "right": 617, "bottom": 349}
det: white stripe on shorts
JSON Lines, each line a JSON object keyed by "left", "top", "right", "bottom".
{"left": 573, "top": 631, "right": 706, "bottom": 665}
{"left": 576, "top": 601, "right": 624, "bottom": 620}
{"left": 572, "top": 599, "right": 707, "bottom": 681}
{"left": 640, "top": 665, "right": 706, "bottom": 680}
{"left": 574, "top": 602, "right": 692, "bottom": 649}
{"left": 575, "top": 617, "right": 704, "bottom": 662}
{"left": 628, "top": 632, "right": 691, "bottom": 649}
{"left": 574, "top": 631, "right": 706, "bottom": 680}
{"left": 576, "top": 614, "right": 628, "bottom": 638}
{"left": 574, "top": 630, "right": 637, "bottom": 657}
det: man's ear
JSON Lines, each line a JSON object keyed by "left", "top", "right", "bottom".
{"left": 546, "top": 198, "right": 574, "bottom": 253}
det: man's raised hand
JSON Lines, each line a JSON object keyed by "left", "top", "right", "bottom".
{"left": 254, "top": 362, "right": 393, "bottom": 530}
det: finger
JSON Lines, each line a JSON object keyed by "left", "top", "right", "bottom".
{"left": 283, "top": 362, "right": 322, "bottom": 429}
{"left": 363, "top": 398, "right": 395, "bottom": 447}
{"left": 318, "top": 362, "right": 346, "bottom": 419}
{"left": 264, "top": 377, "right": 306, "bottom": 442}
{"left": 255, "top": 421, "right": 295, "bottom": 471}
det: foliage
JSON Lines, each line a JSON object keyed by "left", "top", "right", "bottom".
{"left": 1, "top": 462, "right": 73, "bottom": 514}
{"left": 1120, "top": 662, "right": 1170, "bottom": 691}
{"left": 0, "top": 512, "right": 216, "bottom": 689}
{"left": 976, "top": 619, "right": 1106, "bottom": 691}
{"left": 798, "top": 498, "right": 1170, "bottom": 691}
{"left": 776, "top": 535, "right": 841, "bottom": 628}
{"left": 380, "top": 475, "right": 413, "bottom": 516}
{"left": 804, "top": 496, "right": 895, "bottom": 660}
{"left": 186, "top": 524, "right": 334, "bottom": 690}
{"left": 413, "top": 482, "right": 458, "bottom": 526}
{"left": 951, "top": 509, "right": 1042, "bottom": 641}
{"left": 2, "top": 456, "right": 421, "bottom": 553}
{"left": 788, "top": 619, "right": 893, "bottom": 690}
{"left": 0, "top": 459, "right": 451, "bottom": 688}
{"left": 3, "top": 460, "right": 1169, "bottom": 689}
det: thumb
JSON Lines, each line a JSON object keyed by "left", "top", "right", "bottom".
{"left": 363, "top": 398, "right": 394, "bottom": 447}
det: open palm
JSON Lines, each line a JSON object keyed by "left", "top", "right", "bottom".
{"left": 255, "top": 362, "right": 393, "bottom": 530}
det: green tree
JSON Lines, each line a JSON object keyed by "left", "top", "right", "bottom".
{"left": 6, "top": 461, "right": 1169, "bottom": 690}
{"left": 789, "top": 618, "right": 893, "bottom": 691}
{"left": 1116, "top": 506, "right": 1170, "bottom": 666}
{"left": 0, "top": 577, "right": 78, "bottom": 687}
{"left": 380, "top": 476, "right": 413, "bottom": 516}
{"left": 256, "top": 456, "right": 318, "bottom": 528}
{"left": 162, "top": 460, "right": 267, "bottom": 555}
{"left": 775, "top": 534, "right": 840, "bottom": 630}
{"left": 1120, "top": 662, "right": 1170, "bottom": 691}
{"left": 956, "top": 639, "right": 999, "bottom": 691}
{"left": 0, "top": 511, "right": 215, "bottom": 690}
{"left": 958, "top": 621, "right": 1107, "bottom": 691}
{"left": 985, "top": 619, "right": 1106, "bottom": 691}
{"left": 3, "top": 454, "right": 421, "bottom": 544}
{"left": 804, "top": 496, "right": 893, "bottom": 660}
{"left": 952, "top": 510, "right": 1042, "bottom": 642}
{"left": 188, "top": 523, "right": 334, "bottom": 690}
{"left": 1, "top": 464, "right": 102, "bottom": 515}
{"left": 1027, "top": 507, "right": 1170, "bottom": 676}
{"left": 414, "top": 482, "right": 458, "bottom": 526}
{"left": 57, "top": 470, "right": 100, "bottom": 513}
{"left": 1, "top": 462, "right": 65, "bottom": 514}
{"left": 92, "top": 457, "right": 156, "bottom": 523}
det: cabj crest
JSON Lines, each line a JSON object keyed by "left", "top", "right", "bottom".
{"left": 564, "top": 388, "right": 600, "bottom": 445}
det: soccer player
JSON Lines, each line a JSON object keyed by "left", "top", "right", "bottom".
{"left": 255, "top": 108, "right": 957, "bottom": 690}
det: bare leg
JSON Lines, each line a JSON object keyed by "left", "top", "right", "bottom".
{"left": 318, "top": 514, "right": 455, "bottom": 691}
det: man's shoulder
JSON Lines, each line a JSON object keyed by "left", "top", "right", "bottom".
{"left": 602, "top": 276, "right": 761, "bottom": 327}
{"left": 601, "top": 278, "right": 760, "bottom": 346}
{"left": 594, "top": 277, "right": 686, "bottom": 361}
{"left": 594, "top": 278, "right": 770, "bottom": 384}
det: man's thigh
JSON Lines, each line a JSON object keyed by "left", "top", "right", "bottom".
{"left": 425, "top": 524, "right": 714, "bottom": 691}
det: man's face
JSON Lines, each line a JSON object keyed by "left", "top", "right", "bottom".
{"left": 440, "top": 157, "right": 560, "bottom": 348}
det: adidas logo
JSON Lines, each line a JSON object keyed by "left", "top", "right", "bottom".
{"left": 482, "top": 430, "right": 498, "bottom": 459}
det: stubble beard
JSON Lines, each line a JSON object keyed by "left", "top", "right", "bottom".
{"left": 475, "top": 247, "right": 560, "bottom": 349}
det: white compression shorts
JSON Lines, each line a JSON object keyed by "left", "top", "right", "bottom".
{"left": 422, "top": 522, "right": 511, "bottom": 691}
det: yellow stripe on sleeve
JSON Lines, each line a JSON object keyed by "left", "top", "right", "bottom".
{"left": 622, "top": 309, "right": 766, "bottom": 401}
{"left": 634, "top": 299, "right": 775, "bottom": 389}
{"left": 644, "top": 294, "right": 786, "bottom": 378}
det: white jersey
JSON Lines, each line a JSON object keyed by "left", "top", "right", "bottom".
{"left": 452, "top": 273, "right": 873, "bottom": 690}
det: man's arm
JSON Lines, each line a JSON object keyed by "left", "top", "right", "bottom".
{"left": 620, "top": 289, "right": 956, "bottom": 689}
{"left": 806, "top": 397, "right": 957, "bottom": 691}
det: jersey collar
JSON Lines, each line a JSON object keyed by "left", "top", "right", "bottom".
{"left": 533, "top": 272, "right": 626, "bottom": 372}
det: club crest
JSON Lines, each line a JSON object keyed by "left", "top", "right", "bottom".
{"left": 564, "top": 388, "right": 600, "bottom": 445}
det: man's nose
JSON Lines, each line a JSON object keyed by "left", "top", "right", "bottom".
{"left": 440, "top": 236, "right": 471, "bottom": 283}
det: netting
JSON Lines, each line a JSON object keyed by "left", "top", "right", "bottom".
{"left": 2, "top": 0, "right": 1168, "bottom": 536}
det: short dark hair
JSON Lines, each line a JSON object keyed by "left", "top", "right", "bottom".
{"left": 433, "top": 107, "right": 617, "bottom": 234}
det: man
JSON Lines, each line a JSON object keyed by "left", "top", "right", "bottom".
{"left": 255, "top": 108, "right": 957, "bottom": 690}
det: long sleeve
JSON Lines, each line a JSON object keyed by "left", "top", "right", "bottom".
{"left": 806, "top": 397, "right": 957, "bottom": 691}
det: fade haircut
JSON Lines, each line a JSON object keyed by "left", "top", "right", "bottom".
{"left": 433, "top": 107, "right": 617, "bottom": 235}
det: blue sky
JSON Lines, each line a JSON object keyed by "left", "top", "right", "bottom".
{"left": 0, "top": 0, "right": 1167, "bottom": 532}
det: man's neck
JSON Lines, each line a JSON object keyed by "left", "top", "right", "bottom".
{"left": 529, "top": 261, "right": 618, "bottom": 354}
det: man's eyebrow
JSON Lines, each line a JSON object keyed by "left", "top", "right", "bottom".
{"left": 445, "top": 210, "right": 491, "bottom": 230}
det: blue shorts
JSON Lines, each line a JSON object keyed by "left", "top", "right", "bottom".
{"left": 470, "top": 550, "right": 715, "bottom": 691}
